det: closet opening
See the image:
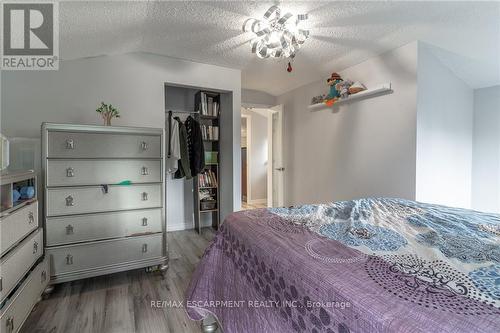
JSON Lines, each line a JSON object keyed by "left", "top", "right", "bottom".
{"left": 164, "top": 83, "right": 233, "bottom": 233}
{"left": 241, "top": 105, "right": 284, "bottom": 210}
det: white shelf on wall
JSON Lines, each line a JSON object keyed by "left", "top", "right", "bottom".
{"left": 308, "top": 82, "right": 393, "bottom": 111}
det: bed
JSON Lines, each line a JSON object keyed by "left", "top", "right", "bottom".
{"left": 186, "top": 198, "right": 500, "bottom": 333}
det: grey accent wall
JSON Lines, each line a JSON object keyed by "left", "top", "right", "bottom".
{"left": 1, "top": 52, "right": 241, "bottom": 225}
{"left": 472, "top": 85, "right": 500, "bottom": 213}
{"left": 277, "top": 42, "right": 418, "bottom": 205}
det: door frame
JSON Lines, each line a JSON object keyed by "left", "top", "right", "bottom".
{"left": 241, "top": 113, "right": 252, "bottom": 203}
{"left": 241, "top": 105, "right": 284, "bottom": 208}
{"left": 267, "top": 105, "right": 284, "bottom": 207}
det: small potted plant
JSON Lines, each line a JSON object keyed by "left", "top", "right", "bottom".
{"left": 96, "top": 102, "right": 120, "bottom": 126}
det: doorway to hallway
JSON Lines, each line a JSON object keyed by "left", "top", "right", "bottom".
{"left": 240, "top": 105, "right": 284, "bottom": 210}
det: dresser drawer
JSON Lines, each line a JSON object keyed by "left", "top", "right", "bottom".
{"left": 47, "top": 131, "right": 162, "bottom": 159}
{"left": 0, "top": 202, "right": 38, "bottom": 257}
{"left": 46, "top": 184, "right": 162, "bottom": 217}
{"left": 0, "top": 229, "right": 43, "bottom": 304}
{"left": 46, "top": 208, "right": 163, "bottom": 246}
{"left": 46, "top": 159, "right": 162, "bottom": 186}
{"left": 47, "top": 234, "right": 163, "bottom": 276}
{"left": 0, "top": 258, "right": 49, "bottom": 333}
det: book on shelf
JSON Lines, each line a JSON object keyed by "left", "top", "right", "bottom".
{"left": 198, "top": 169, "right": 218, "bottom": 188}
{"left": 200, "top": 92, "right": 206, "bottom": 115}
{"left": 212, "top": 102, "right": 219, "bottom": 117}
{"left": 201, "top": 125, "right": 219, "bottom": 140}
{"left": 207, "top": 96, "right": 213, "bottom": 116}
{"left": 197, "top": 91, "right": 219, "bottom": 117}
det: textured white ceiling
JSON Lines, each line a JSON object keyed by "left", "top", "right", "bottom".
{"left": 59, "top": 1, "right": 500, "bottom": 95}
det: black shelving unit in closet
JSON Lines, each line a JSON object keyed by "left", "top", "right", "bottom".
{"left": 194, "top": 90, "right": 220, "bottom": 233}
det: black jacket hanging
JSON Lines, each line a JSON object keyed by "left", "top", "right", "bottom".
{"left": 185, "top": 116, "right": 205, "bottom": 177}
{"left": 173, "top": 117, "right": 192, "bottom": 180}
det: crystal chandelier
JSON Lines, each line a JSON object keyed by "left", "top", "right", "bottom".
{"left": 243, "top": 5, "right": 309, "bottom": 60}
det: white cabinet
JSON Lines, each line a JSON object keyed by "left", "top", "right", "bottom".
{"left": 46, "top": 159, "right": 162, "bottom": 186}
{"left": 0, "top": 202, "right": 38, "bottom": 257}
{"left": 47, "top": 234, "right": 162, "bottom": 277}
{"left": 47, "top": 131, "right": 162, "bottom": 158}
{"left": 45, "top": 208, "right": 162, "bottom": 246}
{"left": 0, "top": 230, "right": 43, "bottom": 304}
{"left": 42, "top": 123, "right": 167, "bottom": 283}
{"left": 0, "top": 170, "right": 45, "bottom": 333}
{"left": 0, "top": 258, "right": 49, "bottom": 333}
{"left": 46, "top": 184, "right": 162, "bottom": 216}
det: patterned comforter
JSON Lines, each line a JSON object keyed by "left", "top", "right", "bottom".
{"left": 186, "top": 198, "right": 500, "bottom": 332}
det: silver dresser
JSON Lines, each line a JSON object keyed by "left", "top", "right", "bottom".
{"left": 42, "top": 123, "right": 167, "bottom": 284}
{"left": 0, "top": 170, "right": 49, "bottom": 333}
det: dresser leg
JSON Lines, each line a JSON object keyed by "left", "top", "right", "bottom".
{"left": 42, "top": 284, "right": 55, "bottom": 299}
{"left": 159, "top": 262, "right": 169, "bottom": 275}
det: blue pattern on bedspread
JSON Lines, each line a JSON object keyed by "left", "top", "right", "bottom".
{"left": 269, "top": 198, "right": 500, "bottom": 307}
{"left": 469, "top": 264, "right": 500, "bottom": 300}
{"left": 319, "top": 222, "right": 407, "bottom": 251}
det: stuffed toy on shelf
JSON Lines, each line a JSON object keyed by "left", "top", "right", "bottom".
{"left": 311, "top": 73, "right": 367, "bottom": 107}
{"left": 324, "top": 72, "right": 343, "bottom": 106}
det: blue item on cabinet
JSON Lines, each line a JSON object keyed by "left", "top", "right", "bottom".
{"left": 12, "top": 189, "right": 21, "bottom": 203}
{"left": 20, "top": 186, "right": 35, "bottom": 199}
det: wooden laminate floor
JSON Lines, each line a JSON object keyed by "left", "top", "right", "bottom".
{"left": 22, "top": 228, "right": 215, "bottom": 333}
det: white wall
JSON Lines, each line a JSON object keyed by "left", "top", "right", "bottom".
{"left": 277, "top": 42, "right": 418, "bottom": 205}
{"left": 242, "top": 108, "right": 268, "bottom": 201}
{"left": 1, "top": 52, "right": 241, "bottom": 227}
{"left": 472, "top": 85, "right": 500, "bottom": 213}
{"left": 416, "top": 43, "right": 474, "bottom": 208}
{"left": 242, "top": 89, "right": 277, "bottom": 108}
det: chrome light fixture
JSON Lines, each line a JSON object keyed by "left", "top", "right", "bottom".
{"left": 243, "top": 5, "right": 309, "bottom": 60}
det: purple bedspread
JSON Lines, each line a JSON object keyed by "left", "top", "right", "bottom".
{"left": 186, "top": 199, "right": 500, "bottom": 333}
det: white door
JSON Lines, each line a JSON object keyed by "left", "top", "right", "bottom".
{"left": 268, "top": 105, "right": 284, "bottom": 207}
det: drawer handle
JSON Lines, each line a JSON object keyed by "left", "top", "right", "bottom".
{"left": 66, "top": 254, "right": 73, "bottom": 265}
{"left": 0, "top": 277, "right": 2, "bottom": 291}
{"left": 28, "top": 211, "right": 34, "bottom": 224}
{"left": 6, "top": 317, "right": 14, "bottom": 333}
{"left": 142, "top": 217, "right": 148, "bottom": 226}
{"left": 66, "top": 224, "right": 74, "bottom": 235}
{"left": 66, "top": 195, "right": 74, "bottom": 206}
{"left": 141, "top": 192, "right": 148, "bottom": 201}
{"left": 142, "top": 244, "right": 148, "bottom": 253}
{"left": 41, "top": 270, "right": 47, "bottom": 283}
{"left": 140, "top": 141, "right": 148, "bottom": 151}
{"left": 141, "top": 166, "right": 149, "bottom": 175}
{"left": 33, "top": 241, "right": 38, "bottom": 254}
{"left": 66, "top": 167, "right": 75, "bottom": 177}
{"left": 66, "top": 139, "right": 74, "bottom": 149}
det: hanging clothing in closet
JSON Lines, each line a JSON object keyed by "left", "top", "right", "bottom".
{"left": 185, "top": 115, "right": 205, "bottom": 177}
{"left": 166, "top": 116, "right": 180, "bottom": 174}
{"left": 174, "top": 117, "right": 192, "bottom": 179}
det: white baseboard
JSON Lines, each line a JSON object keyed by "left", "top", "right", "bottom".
{"left": 167, "top": 221, "right": 193, "bottom": 232}
{"left": 167, "top": 219, "right": 212, "bottom": 232}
